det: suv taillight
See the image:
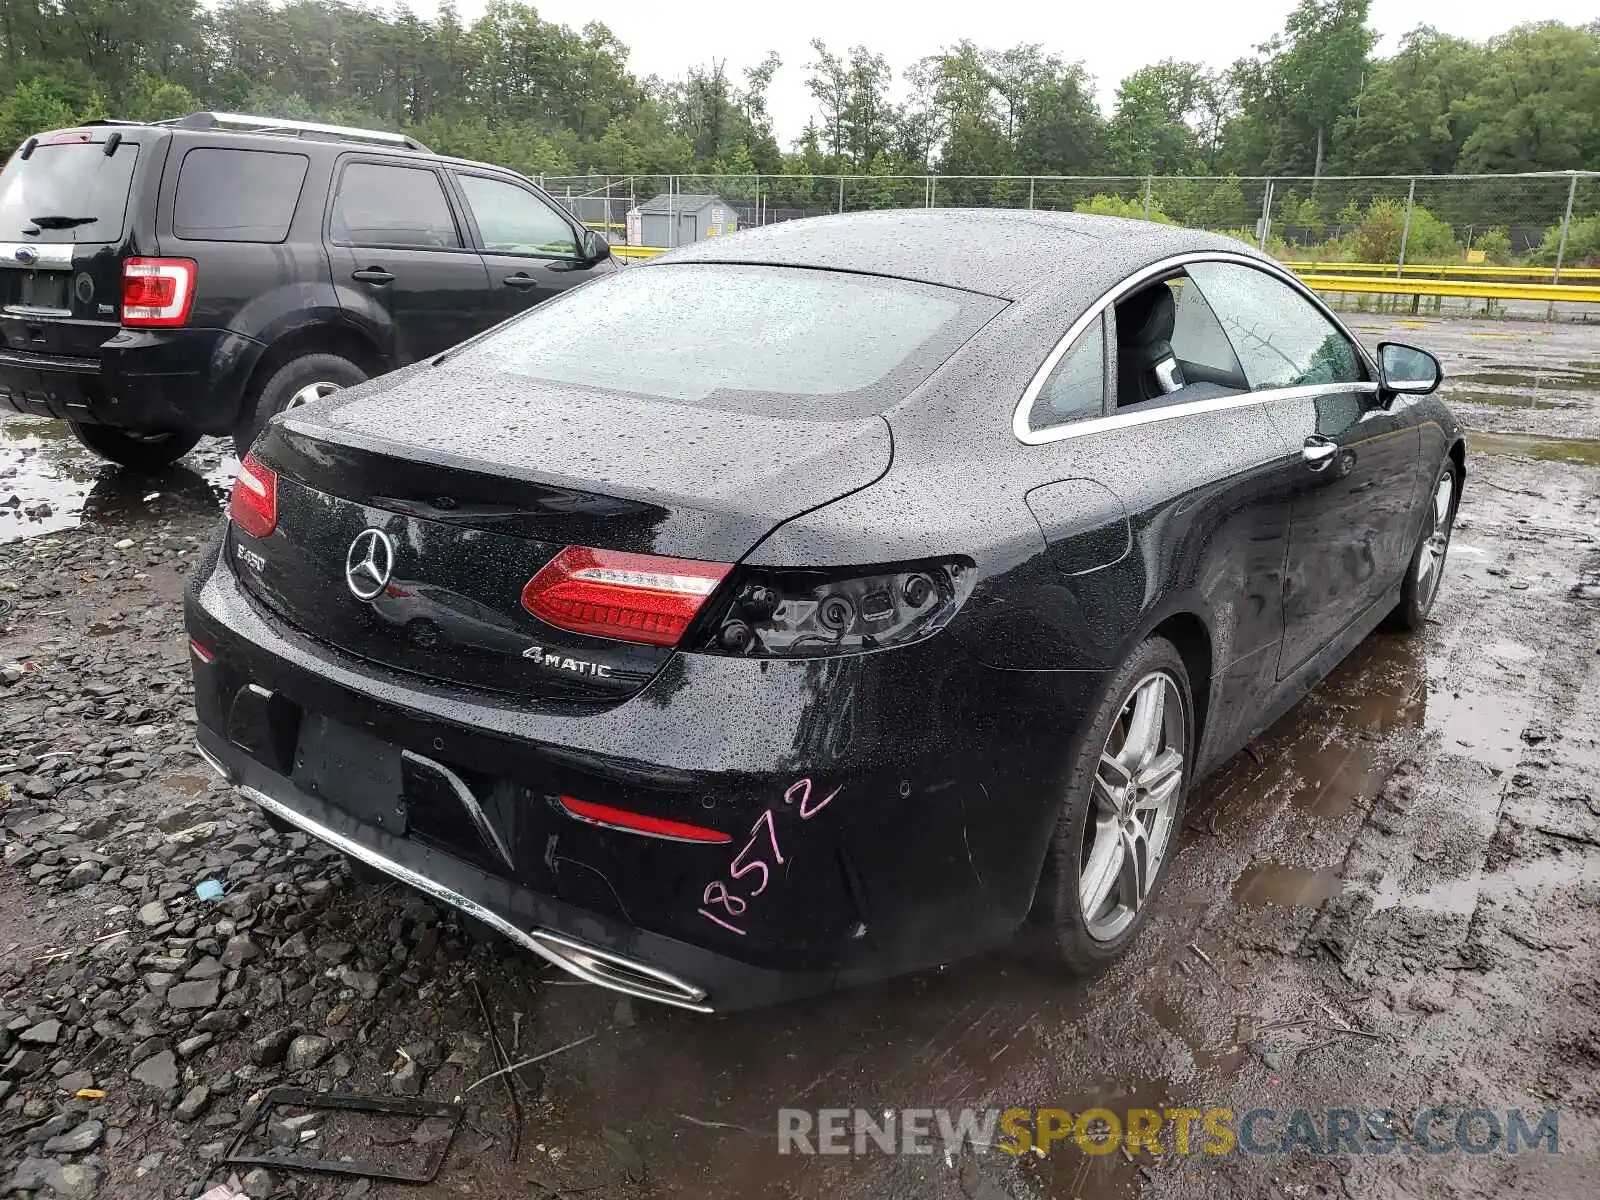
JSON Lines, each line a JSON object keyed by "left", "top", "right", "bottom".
{"left": 122, "top": 258, "right": 196, "bottom": 327}
{"left": 230, "top": 454, "right": 278, "bottom": 539}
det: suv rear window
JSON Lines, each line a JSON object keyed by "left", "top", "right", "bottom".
{"left": 174, "top": 148, "right": 308, "bottom": 243}
{"left": 0, "top": 139, "right": 139, "bottom": 243}
{"left": 448, "top": 263, "right": 1004, "bottom": 419}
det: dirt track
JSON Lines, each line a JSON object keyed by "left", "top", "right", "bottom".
{"left": 2, "top": 313, "right": 1598, "bottom": 1200}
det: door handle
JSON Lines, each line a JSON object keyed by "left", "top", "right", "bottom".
{"left": 1302, "top": 437, "right": 1339, "bottom": 470}
{"left": 501, "top": 273, "right": 541, "bottom": 289}
{"left": 351, "top": 268, "right": 395, "bottom": 284}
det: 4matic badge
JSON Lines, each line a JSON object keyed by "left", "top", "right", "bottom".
{"left": 522, "top": 645, "right": 613, "bottom": 678}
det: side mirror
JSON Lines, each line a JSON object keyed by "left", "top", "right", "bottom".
{"left": 1376, "top": 342, "right": 1441, "bottom": 396}
{"left": 581, "top": 228, "right": 610, "bottom": 264}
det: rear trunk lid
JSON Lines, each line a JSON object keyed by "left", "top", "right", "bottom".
{"left": 236, "top": 363, "right": 892, "bottom": 702}
{"left": 0, "top": 130, "right": 148, "bottom": 361}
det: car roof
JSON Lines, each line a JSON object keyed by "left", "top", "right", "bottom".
{"left": 655, "top": 209, "right": 1260, "bottom": 302}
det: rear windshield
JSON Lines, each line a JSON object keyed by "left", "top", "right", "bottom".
{"left": 449, "top": 263, "right": 1004, "bottom": 418}
{"left": 0, "top": 138, "right": 139, "bottom": 243}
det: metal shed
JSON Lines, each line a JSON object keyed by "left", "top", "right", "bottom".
{"left": 629, "top": 193, "right": 736, "bottom": 248}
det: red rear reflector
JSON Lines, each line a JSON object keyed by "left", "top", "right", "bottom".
{"left": 188, "top": 638, "right": 215, "bottom": 664}
{"left": 122, "top": 257, "right": 196, "bottom": 327}
{"left": 229, "top": 454, "right": 278, "bottom": 539}
{"left": 558, "top": 795, "right": 731, "bottom": 844}
{"left": 522, "top": 546, "right": 732, "bottom": 648}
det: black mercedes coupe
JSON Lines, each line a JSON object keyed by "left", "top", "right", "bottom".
{"left": 186, "top": 210, "right": 1463, "bottom": 1011}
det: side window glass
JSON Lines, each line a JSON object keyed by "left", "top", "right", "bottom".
{"left": 1027, "top": 314, "right": 1106, "bottom": 432}
{"left": 330, "top": 163, "right": 461, "bottom": 249}
{"left": 1168, "top": 276, "right": 1243, "bottom": 380}
{"left": 1185, "top": 262, "right": 1366, "bottom": 391}
{"left": 457, "top": 175, "right": 578, "bottom": 257}
{"left": 175, "top": 149, "right": 308, "bottom": 243}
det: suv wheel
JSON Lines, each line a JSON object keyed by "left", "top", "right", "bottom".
{"left": 69, "top": 424, "right": 202, "bottom": 471}
{"left": 234, "top": 353, "right": 367, "bottom": 458}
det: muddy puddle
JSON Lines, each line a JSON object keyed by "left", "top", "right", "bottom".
{"left": 1468, "top": 431, "right": 1600, "bottom": 466}
{"left": 0, "top": 414, "right": 235, "bottom": 543}
{"left": 1452, "top": 367, "right": 1600, "bottom": 393}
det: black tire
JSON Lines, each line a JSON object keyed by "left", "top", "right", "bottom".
{"left": 1033, "top": 636, "right": 1194, "bottom": 974}
{"left": 68, "top": 423, "right": 201, "bottom": 471}
{"left": 1388, "top": 457, "right": 1460, "bottom": 631}
{"left": 233, "top": 352, "right": 366, "bottom": 459}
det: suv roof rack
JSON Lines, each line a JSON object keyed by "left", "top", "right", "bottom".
{"left": 157, "top": 111, "right": 431, "bottom": 153}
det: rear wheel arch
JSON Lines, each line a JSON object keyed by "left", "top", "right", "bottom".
{"left": 1146, "top": 611, "right": 1213, "bottom": 759}
{"left": 243, "top": 323, "right": 388, "bottom": 405}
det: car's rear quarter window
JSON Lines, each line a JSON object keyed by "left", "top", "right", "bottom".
{"left": 450, "top": 263, "right": 1006, "bottom": 419}
{"left": 174, "top": 148, "right": 309, "bottom": 243}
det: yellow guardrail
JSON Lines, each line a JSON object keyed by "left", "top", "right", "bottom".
{"left": 1297, "top": 274, "right": 1600, "bottom": 303}
{"left": 1283, "top": 261, "right": 1600, "bottom": 281}
{"left": 608, "top": 244, "right": 1600, "bottom": 300}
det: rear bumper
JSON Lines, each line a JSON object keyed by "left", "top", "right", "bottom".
{"left": 0, "top": 327, "right": 260, "bottom": 431}
{"left": 196, "top": 730, "right": 733, "bottom": 1010}
{"left": 185, "top": 536, "right": 1102, "bottom": 1010}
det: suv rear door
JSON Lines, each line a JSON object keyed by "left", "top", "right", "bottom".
{"left": 447, "top": 170, "right": 604, "bottom": 317}
{"left": 326, "top": 157, "right": 492, "bottom": 363}
{"left": 0, "top": 130, "right": 148, "bottom": 362}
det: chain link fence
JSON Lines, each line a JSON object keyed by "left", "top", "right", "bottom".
{"left": 540, "top": 171, "right": 1600, "bottom": 278}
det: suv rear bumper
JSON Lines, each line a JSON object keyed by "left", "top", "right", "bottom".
{"left": 0, "top": 327, "right": 260, "bottom": 431}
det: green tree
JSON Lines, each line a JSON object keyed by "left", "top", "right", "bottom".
{"left": 1107, "top": 60, "right": 1208, "bottom": 175}
{"left": 1223, "top": 0, "right": 1375, "bottom": 176}
{"left": 1452, "top": 23, "right": 1600, "bottom": 173}
{"left": 1329, "top": 28, "right": 1485, "bottom": 175}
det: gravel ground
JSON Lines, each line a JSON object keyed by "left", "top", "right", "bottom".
{"left": 1, "top": 313, "right": 1598, "bottom": 1200}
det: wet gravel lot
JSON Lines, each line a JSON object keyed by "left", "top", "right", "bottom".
{"left": 2, "top": 313, "right": 1598, "bottom": 1200}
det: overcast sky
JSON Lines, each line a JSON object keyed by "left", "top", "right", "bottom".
{"left": 403, "top": 1, "right": 1595, "bottom": 143}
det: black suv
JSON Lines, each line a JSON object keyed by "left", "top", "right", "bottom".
{"left": 0, "top": 111, "right": 616, "bottom": 467}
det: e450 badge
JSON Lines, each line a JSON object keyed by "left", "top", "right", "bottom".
{"left": 521, "top": 645, "right": 613, "bottom": 678}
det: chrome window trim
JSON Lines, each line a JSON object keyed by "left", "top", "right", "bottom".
{"left": 1019, "top": 380, "right": 1380, "bottom": 443}
{"left": 1014, "top": 249, "right": 1376, "bottom": 445}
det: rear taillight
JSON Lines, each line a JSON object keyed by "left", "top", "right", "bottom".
{"left": 521, "top": 546, "right": 732, "bottom": 648}
{"left": 698, "top": 561, "right": 973, "bottom": 659}
{"left": 122, "top": 257, "right": 196, "bottom": 327}
{"left": 229, "top": 454, "right": 278, "bottom": 539}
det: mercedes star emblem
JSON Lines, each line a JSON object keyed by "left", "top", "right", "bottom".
{"left": 345, "top": 528, "right": 396, "bottom": 601}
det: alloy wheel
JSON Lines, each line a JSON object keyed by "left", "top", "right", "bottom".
{"left": 1415, "top": 471, "right": 1455, "bottom": 610}
{"left": 1080, "top": 670, "right": 1186, "bottom": 941}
